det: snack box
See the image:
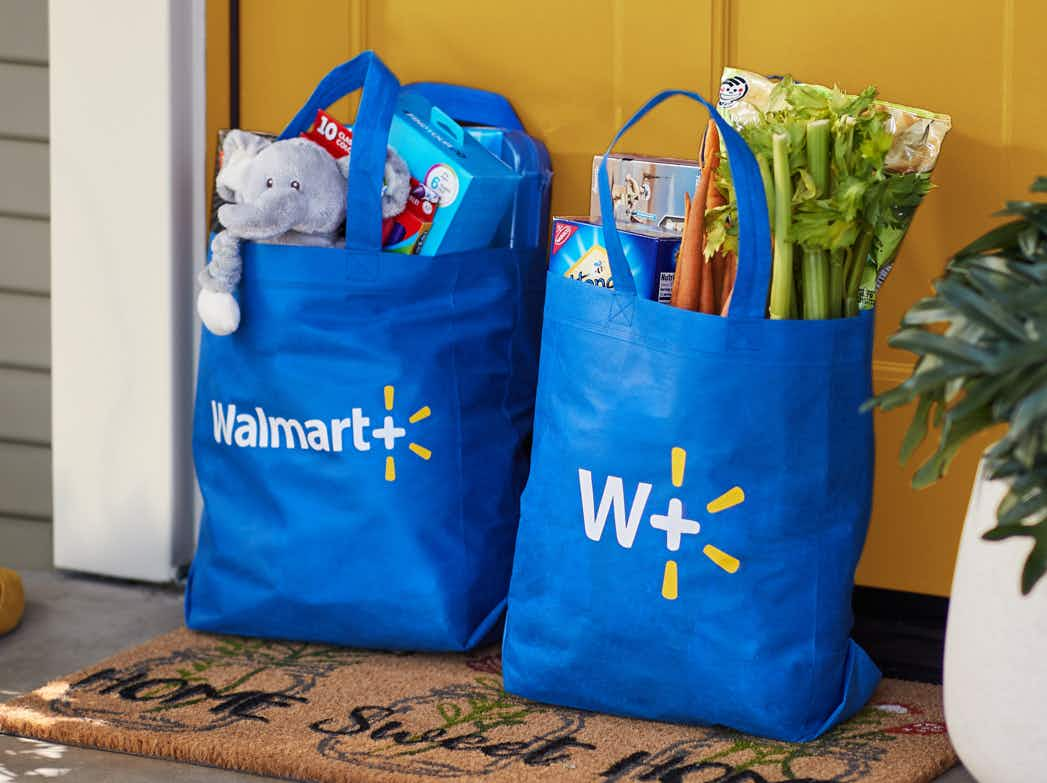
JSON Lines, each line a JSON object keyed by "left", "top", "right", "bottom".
{"left": 390, "top": 91, "right": 522, "bottom": 255}
{"left": 589, "top": 154, "right": 699, "bottom": 234}
{"left": 549, "top": 217, "right": 679, "bottom": 303}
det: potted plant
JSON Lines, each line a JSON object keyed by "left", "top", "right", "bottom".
{"left": 868, "top": 179, "right": 1047, "bottom": 782}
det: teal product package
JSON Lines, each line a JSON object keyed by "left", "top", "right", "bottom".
{"left": 400, "top": 82, "right": 554, "bottom": 252}
{"left": 548, "top": 217, "right": 679, "bottom": 303}
{"left": 390, "top": 91, "right": 521, "bottom": 255}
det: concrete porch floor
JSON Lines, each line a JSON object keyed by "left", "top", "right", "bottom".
{"left": 0, "top": 570, "right": 974, "bottom": 782}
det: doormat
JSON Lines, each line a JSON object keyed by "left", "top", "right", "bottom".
{"left": 0, "top": 628, "right": 956, "bottom": 783}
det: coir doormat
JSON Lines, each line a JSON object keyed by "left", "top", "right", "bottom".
{"left": 0, "top": 628, "right": 955, "bottom": 783}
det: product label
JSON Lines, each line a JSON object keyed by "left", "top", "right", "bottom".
{"left": 302, "top": 109, "right": 353, "bottom": 158}
{"left": 658, "top": 271, "right": 675, "bottom": 304}
{"left": 424, "top": 164, "right": 459, "bottom": 207}
{"left": 563, "top": 246, "right": 613, "bottom": 289}
{"left": 718, "top": 74, "right": 749, "bottom": 109}
{"left": 551, "top": 221, "right": 580, "bottom": 255}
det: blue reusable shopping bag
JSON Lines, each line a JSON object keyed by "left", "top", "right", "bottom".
{"left": 186, "top": 52, "right": 547, "bottom": 651}
{"left": 502, "top": 90, "right": 882, "bottom": 742}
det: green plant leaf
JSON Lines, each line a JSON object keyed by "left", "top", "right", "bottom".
{"left": 993, "top": 385, "right": 1047, "bottom": 455}
{"left": 911, "top": 407, "right": 995, "bottom": 489}
{"left": 983, "top": 523, "right": 1034, "bottom": 541}
{"left": 1022, "top": 538, "right": 1047, "bottom": 595}
{"left": 997, "top": 491, "right": 1047, "bottom": 527}
{"left": 934, "top": 278, "right": 1029, "bottom": 342}
{"left": 954, "top": 220, "right": 1026, "bottom": 257}
{"left": 887, "top": 328, "right": 995, "bottom": 370}
{"left": 947, "top": 373, "right": 1014, "bottom": 422}
{"left": 899, "top": 395, "right": 933, "bottom": 463}
{"left": 899, "top": 297, "right": 957, "bottom": 326}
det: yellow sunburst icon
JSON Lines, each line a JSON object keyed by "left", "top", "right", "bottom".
{"left": 660, "top": 446, "right": 744, "bottom": 600}
{"left": 380, "top": 385, "right": 432, "bottom": 482}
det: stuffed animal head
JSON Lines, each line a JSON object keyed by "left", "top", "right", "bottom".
{"left": 216, "top": 131, "right": 350, "bottom": 241}
{"left": 215, "top": 129, "right": 411, "bottom": 242}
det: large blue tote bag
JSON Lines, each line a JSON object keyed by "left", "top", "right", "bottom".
{"left": 187, "top": 52, "right": 545, "bottom": 651}
{"left": 502, "top": 90, "right": 881, "bottom": 742}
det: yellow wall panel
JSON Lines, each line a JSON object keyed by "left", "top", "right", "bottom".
{"left": 205, "top": 0, "right": 230, "bottom": 217}
{"left": 213, "top": 0, "right": 1043, "bottom": 596}
{"left": 367, "top": 0, "right": 618, "bottom": 218}
{"left": 364, "top": 0, "right": 721, "bottom": 218}
{"left": 1005, "top": 0, "right": 1047, "bottom": 195}
{"left": 238, "top": 0, "right": 352, "bottom": 132}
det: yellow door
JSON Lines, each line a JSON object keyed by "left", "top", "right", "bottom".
{"left": 206, "top": 0, "right": 1047, "bottom": 596}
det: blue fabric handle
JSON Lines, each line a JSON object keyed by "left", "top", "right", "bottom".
{"left": 597, "top": 90, "right": 772, "bottom": 319}
{"left": 402, "top": 82, "right": 525, "bottom": 130}
{"left": 279, "top": 51, "right": 401, "bottom": 252}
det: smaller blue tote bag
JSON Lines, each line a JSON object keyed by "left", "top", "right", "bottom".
{"left": 502, "top": 90, "right": 881, "bottom": 742}
{"left": 187, "top": 52, "right": 546, "bottom": 652}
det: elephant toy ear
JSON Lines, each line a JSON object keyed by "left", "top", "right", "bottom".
{"left": 335, "top": 153, "right": 351, "bottom": 180}
{"left": 381, "top": 146, "right": 411, "bottom": 219}
{"left": 216, "top": 129, "right": 272, "bottom": 202}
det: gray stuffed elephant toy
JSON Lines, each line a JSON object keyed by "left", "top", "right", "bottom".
{"left": 198, "top": 129, "right": 411, "bottom": 335}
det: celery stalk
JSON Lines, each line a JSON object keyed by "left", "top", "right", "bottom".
{"left": 845, "top": 229, "right": 874, "bottom": 317}
{"left": 803, "top": 249, "right": 830, "bottom": 319}
{"left": 806, "top": 119, "right": 831, "bottom": 197}
{"left": 757, "top": 152, "right": 775, "bottom": 227}
{"left": 769, "top": 133, "right": 793, "bottom": 320}
{"left": 829, "top": 248, "right": 846, "bottom": 318}
{"left": 801, "top": 119, "right": 831, "bottom": 319}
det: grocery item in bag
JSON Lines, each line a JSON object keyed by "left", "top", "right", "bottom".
{"left": 716, "top": 67, "right": 951, "bottom": 311}
{"left": 468, "top": 126, "right": 554, "bottom": 250}
{"left": 589, "top": 153, "right": 699, "bottom": 234}
{"left": 391, "top": 91, "right": 521, "bottom": 255}
{"left": 399, "top": 81, "right": 555, "bottom": 252}
{"left": 549, "top": 217, "right": 678, "bottom": 303}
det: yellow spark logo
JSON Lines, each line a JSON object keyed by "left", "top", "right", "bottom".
{"left": 661, "top": 446, "right": 744, "bottom": 601}
{"left": 380, "top": 385, "right": 432, "bottom": 482}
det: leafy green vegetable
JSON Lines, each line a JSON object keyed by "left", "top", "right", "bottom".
{"left": 708, "top": 76, "right": 935, "bottom": 319}
{"left": 867, "top": 180, "right": 1047, "bottom": 594}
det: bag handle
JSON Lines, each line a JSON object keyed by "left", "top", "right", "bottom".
{"left": 402, "top": 82, "right": 525, "bottom": 131}
{"left": 278, "top": 51, "right": 400, "bottom": 253}
{"left": 596, "top": 90, "right": 772, "bottom": 320}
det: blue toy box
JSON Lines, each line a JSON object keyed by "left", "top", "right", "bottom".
{"left": 548, "top": 217, "right": 679, "bottom": 303}
{"left": 390, "top": 91, "right": 521, "bottom": 256}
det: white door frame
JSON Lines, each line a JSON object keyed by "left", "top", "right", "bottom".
{"left": 49, "top": 0, "right": 206, "bottom": 581}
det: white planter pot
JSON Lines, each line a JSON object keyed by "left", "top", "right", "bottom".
{"left": 944, "top": 460, "right": 1047, "bottom": 782}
